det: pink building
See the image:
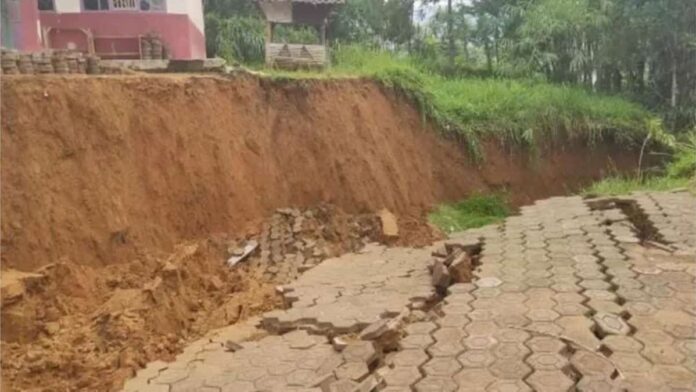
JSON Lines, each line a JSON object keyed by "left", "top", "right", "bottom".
{"left": 1, "top": 0, "right": 206, "bottom": 60}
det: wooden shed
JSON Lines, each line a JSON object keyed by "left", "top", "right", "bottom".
{"left": 257, "top": 0, "right": 344, "bottom": 69}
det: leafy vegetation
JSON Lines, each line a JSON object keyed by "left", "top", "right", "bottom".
{"left": 203, "top": 0, "right": 695, "bottom": 132}
{"left": 429, "top": 194, "right": 510, "bottom": 233}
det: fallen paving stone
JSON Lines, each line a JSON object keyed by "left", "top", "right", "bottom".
{"left": 593, "top": 312, "right": 631, "bottom": 336}
{"left": 431, "top": 259, "right": 451, "bottom": 291}
{"left": 378, "top": 209, "right": 399, "bottom": 239}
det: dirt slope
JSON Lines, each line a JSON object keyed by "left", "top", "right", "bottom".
{"left": 1, "top": 74, "right": 637, "bottom": 271}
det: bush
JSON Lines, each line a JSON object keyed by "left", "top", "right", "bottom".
{"left": 429, "top": 194, "right": 510, "bottom": 233}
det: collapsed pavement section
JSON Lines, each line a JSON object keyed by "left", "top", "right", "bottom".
{"left": 122, "top": 191, "right": 696, "bottom": 392}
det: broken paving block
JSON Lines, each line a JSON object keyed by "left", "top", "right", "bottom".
{"left": 449, "top": 253, "right": 473, "bottom": 283}
{"left": 431, "top": 260, "right": 451, "bottom": 291}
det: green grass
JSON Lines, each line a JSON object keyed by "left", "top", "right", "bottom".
{"left": 429, "top": 194, "right": 511, "bottom": 233}
{"left": 582, "top": 176, "right": 692, "bottom": 196}
{"left": 257, "top": 45, "right": 662, "bottom": 158}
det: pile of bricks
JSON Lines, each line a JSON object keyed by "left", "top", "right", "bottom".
{"left": 1, "top": 48, "right": 102, "bottom": 75}
{"left": 230, "top": 206, "right": 379, "bottom": 283}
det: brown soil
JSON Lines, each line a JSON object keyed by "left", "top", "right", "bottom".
{"left": 0, "top": 74, "right": 639, "bottom": 391}
{"left": 0, "top": 205, "right": 395, "bottom": 391}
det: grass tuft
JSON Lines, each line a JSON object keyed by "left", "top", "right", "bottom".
{"left": 429, "top": 194, "right": 510, "bottom": 233}
{"left": 582, "top": 176, "right": 692, "bottom": 196}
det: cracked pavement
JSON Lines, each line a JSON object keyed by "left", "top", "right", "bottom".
{"left": 122, "top": 191, "right": 696, "bottom": 392}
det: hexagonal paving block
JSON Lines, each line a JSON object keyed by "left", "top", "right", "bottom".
{"left": 580, "top": 280, "right": 612, "bottom": 290}
{"left": 610, "top": 353, "right": 652, "bottom": 373}
{"left": 652, "top": 364, "right": 696, "bottom": 390}
{"left": 329, "top": 379, "right": 359, "bottom": 392}
{"left": 575, "top": 376, "right": 620, "bottom": 392}
{"left": 624, "top": 302, "right": 657, "bottom": 316}
{"left": 439, "top": 314, "right": 471, "bottom": 328}
{"left": 490, "top": 359, "right": 533, "bottom": 380}
{"left": 414, "top": 376, "right": 458, "bottom": 392}
{"left": 427, "top": 341, "right": 466, "bottom": 357}
{"left": 400, "top": 333, "right": 435, "bottom": 350}
{"left": 458, "top": 350, "right": 496, "bottom": 368}
{"left": 466, "top": 321, "right": 500, "bottom": 336}
{"left": 634, "top": 330, "right": 674, "bottom": 347}
{"left": 405, "top": 322, "right": 438, "bottom": 335}
{"left": 641, "top": 345, "right": 685, "bottom": 365}
{"left": 495, "top": 329, "right": 530, "bottom": 343}
{"left": 153, "top": 368, "right": 191, "bottom": 385}
{"left": 468, "top": 309, "right": 498, "bottom": 321}
{"left": 268, "top": 361, "right": 297, "bottom": 376}
{"left": 283, "top": 330, "right": 321, "bottom": 349}
{"left": 493, "top": 343, "right": 530, "bottom": 360}
{"left": 477, "top": 277, "right": 503, "bottom": 288}
{"left": 600, "top": 335, "right": 643, "bottom": 353}
{"left": 593, "top": 312, "right": 631, "bottom": 336}
{"left": 343, "top": 341, "right": 377, "bottom": 363}
{"left": 392, "top": 349, "right": 429, "bottom": 367}
{"left": 423, "top": 357, "right": 462, "bottom": 377}
{"left": 526, "top": 336, "right": 566, "bottom": 353}
{"left": 464, "top": 335, "right": 498, "bottom": 350}
{"left": 286, "top": 369, "right": 318, "bottom": 387}
{"left": 526, "top": 370, "right": 575, "bottom": 392}
{"left": 255, "top": 374, "right": 287, "bottom": 390}
{"left": 570, "top": 351, "right": 615, "bottom": 378}
{"left": 383, "top": 366, "right": 423, "bottom": 387}
{"left": 583, "top": 289, "right": 620, "bottom": 302}
{"left": 433, "top": 327, "right": 466, "bottom": 343}
{"left": 486, "top": 379, "right": 532, "bottom": 392}
{"left": 527, "top": 352, "right": 568, "bottom": 371}
{"left": 554, "top": 302, "right": 591, "bottom": 316}
{"left": 676, "top": 340, "right": 696, "bottom": 356}
{"left": 586, "top": 300, "right": 624, "bottom": 315}
{"left": 454, "top": 368, "right": 497, "bottom": 391}
{"left": 526, "top": 309, "right": 561, "bottom": 322}
{"left": 526, "top": 322, "right": 563, "bottom": 336}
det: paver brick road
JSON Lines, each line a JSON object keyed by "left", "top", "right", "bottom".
{"left": 123, "top": 191, "right": 696, "bottom": 391}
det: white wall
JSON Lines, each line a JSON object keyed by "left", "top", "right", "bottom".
{"left": 165, "top": 0, "right": 204, "bottom": 33}
{"left": 55, "top": 0, "right": 82, "bottom": 12}
{"left": 186, "top": 0, "right": 204, "bottom": 33}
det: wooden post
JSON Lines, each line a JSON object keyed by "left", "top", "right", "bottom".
{"left": 265, "top": 21, "right": 273, "bottom": 66}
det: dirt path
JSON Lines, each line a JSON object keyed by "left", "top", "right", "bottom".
{"left": 122, "top": 191, "right": 696, "bottom": 391}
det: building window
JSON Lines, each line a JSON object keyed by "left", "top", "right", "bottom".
{"left": 83, "top": 0, "right": 110, "bottom": 10}
{"left": 140, "top": 0, "right": 166, "bottom": 11}
{"left": 38, "top": 0, "right": 55, "bottom": 11}
{"left": 111, "top": 0, "right": 138, "bottom": 9}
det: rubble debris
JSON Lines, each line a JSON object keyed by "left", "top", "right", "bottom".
{"left": 224, "top": 340, "right": 243, "bottom": 352}
{"left": 225, "top": 240, "right": 259, "bottom": 267}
